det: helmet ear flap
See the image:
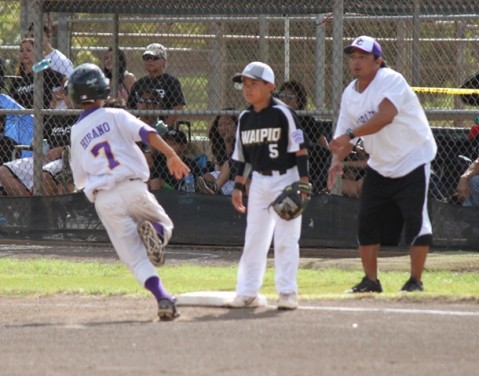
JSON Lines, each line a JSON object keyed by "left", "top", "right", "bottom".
{"left": 68, "top": 63, "right": 110, "bottom": 105}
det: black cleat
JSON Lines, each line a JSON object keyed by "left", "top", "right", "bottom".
{"left": 158, "top": 298, "right": 180, "bottom": 321}
{"left": 401, "top": 277, "right": 424, "bottom": 292}
{"left": 346, "top": 276, "right": 383, "bottom": 293}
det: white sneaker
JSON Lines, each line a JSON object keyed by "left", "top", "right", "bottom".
{"left": 277, "top": 293, "right": 298, "bottom": 310}
{"left": 225, "top": 295, "right": 260, "bottom": 308}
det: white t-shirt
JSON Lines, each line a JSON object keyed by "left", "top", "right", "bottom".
{"left": 45, "top": 49, "right": 74, "bottom": 109}
{"left": 45, "top": 49, "right": 74, "bottom": 77}
{"left": 335, "top": 67, "right": 437, "bottom": 178}
{"left": 70, "top": 107, "right": 155, "bottom": 202}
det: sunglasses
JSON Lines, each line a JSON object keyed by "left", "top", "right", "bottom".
{"left": 278, "top": 92, "right": 296, "bottom": 100}
{"left": 142, "top": 55, "right": 161, "bottom": 61}
{"left": 137, "top": 97, "right": 161, "bottom": 104}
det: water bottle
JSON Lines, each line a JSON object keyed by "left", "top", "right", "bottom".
{"left": 32, "top": 58, "right": 52, "bottom": 73}
{"left": 42, "top": 139, "right": 49, "bottom": 155}
{"left": 183, "top": 173, "right": 195, "bottom": 193}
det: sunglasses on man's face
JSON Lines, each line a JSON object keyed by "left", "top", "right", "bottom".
{"left": 278, "top": 92, "right": 296, "bottom": 100}
{"left": 142, "top": 55, "right": 161, "bottom": 61}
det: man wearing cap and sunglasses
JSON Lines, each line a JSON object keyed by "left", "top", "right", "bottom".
{"left": 128, "top": 43, "right": 185, "bottom": 128}
{"left": 328, "top": 35, "right": 437, "bottom": 293}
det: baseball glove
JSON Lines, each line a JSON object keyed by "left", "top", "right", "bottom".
{"left": 270, "top": 181, "right": 313, "bottom": 220}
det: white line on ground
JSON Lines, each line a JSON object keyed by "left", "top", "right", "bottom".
{"left": 296, "top": 305, "right": 479, "bottom": 317}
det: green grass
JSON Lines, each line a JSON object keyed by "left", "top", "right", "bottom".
{"left": 1, "top": 258, "right": 478, "bottom": 300}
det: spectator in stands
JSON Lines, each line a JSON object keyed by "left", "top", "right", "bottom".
{"left": 277, "top": 80, "right": 331, "bottom": 192}
{"left": 456, "top": 156, "right": 479, "bottom": 207}
{"left": 149, "top": 129, "right": 201, "bottom": 191}
{"left": 278, "top": 80, "right": 331, "bottom": 146}
{"left": 196, "top": 111, "right": 237, "bottom": 195}
{"left": 102, "top": 47, "right": 137, "bottom": 102}
{"left": 460, "top": 71, "right": 479, "bottom": 107}
{"left": 467, "top": 125, "right": 479, "bottom": 160}
{"left": 0, "top": 114, "right": 19, "bottom": 165}
{"left": 9, "top": 38, "right": 65, "bottom": 109}
{"left": 27, "top": 23, "right": 74, "bottom": 109}
{"left": 136, "top": 87, "right": 168, "bottom": 136}
{"left": 0, "top": 82, "right": 77, "bottom": 196}
{"left": 128, "top": 43, "right": 185, "bottom": 128}
{"left": 0, "top": 145, "right": 70, "bottom": 196}
{"left": 0, "top": 57, "right": 5, "bottom": 93}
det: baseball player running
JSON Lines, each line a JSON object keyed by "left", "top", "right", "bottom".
{"left": 328, "top": 36, "right": 437, "bottom": 293}
{"left": 68, "top": 63, "right": 189, "bottom": 320}
{"left": 227, "top": 61, "right": 310, "bottom": 310}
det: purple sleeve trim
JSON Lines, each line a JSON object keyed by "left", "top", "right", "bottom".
{"left": 140, "top": 126, "right": 157, "bottom": 145}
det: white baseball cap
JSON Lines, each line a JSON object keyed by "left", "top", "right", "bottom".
{"left": 232, "top": 61, "right": 275, "bottom": 84}
{"left": 344, "top": 36, "right": 383, "bottom": 57}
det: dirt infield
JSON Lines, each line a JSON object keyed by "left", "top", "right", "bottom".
{"left": 1, "top": 243, "right": 479, "bottom": 376}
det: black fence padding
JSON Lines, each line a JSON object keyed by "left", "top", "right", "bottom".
{"left": 0, "top": 191, "right": 477, "bottom": 249}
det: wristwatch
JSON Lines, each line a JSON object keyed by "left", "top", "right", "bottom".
{"left": 345, "top": 128, "right": 356, "bottom": 140}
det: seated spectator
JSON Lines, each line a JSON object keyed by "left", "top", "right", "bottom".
{"left": 0, "top": 57, "right": 5, "bottom": 93}
{"left": 0, "top": 83, "right": 78, "bottom": 196}
{"left": 467, "top": 125, "right": 479, "bottom": 160}
{"left": 460, "top": 71, "right": 479, "bottom": 107}
{"left": 277, "top": 80, "right": 331, "bottom": 193}
{"left": 0, "top": 93, "right": 34, "bottom": 158}
{"left": 26, "top": 23, "right": 74, "bottom": 109}
{"left": 102, "top": 47, "right": 137, "bottom": 101}
{"left": 196, "top": 111, "right": 237, "bottom": 195}
{"left": 0, "top": 114, "right": 19, "bottom": 165}
{"left": 8, "top": 38, "right": 66, "bottom": 109}
{"left": 128, "top": 43, "right": 185, "bottom": 128}
{"left": 0, "top": 146, "right": 69, "bottom": 196}
{"left": 149, "top": 129, "right": 201, "bottom": 191}
{"left": 277, "top": 80, "right": 331, "bottom": 146}
{"left": 456, "top": 157, "right": 479, "bottom": 207}
{"left": 136, "top": 87, "right": 168, "bottom": 136}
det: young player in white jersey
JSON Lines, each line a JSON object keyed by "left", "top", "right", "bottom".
{"left": 328, "top": 36, "right": 437, "bottom": 293}
{"left": 68, "top": 63, "right": 189, "bottom": 320}
{"left": 227, "top": 62, "right": 310, "bottom": 310}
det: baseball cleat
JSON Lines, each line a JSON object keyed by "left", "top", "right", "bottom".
{"left": 400, "top": 277, "right": 424, "bottom": 292}
{"left": 157, "top": 298, "right": 180, "bottom": 321}
{"left": 225, "top": 295, "right": 260, "bottom": 308}
{"left": 138, "top": 220, "right": 165, "bottom": 267}
{"left": 345, "top": 276, "right": 383, "bottom": 293}
{"left": 277, "top": 292, "right": 298, "bottom": 310}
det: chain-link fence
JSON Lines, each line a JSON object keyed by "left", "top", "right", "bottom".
{"left": 1, "top": 0, "right": 479, "bottom": 206}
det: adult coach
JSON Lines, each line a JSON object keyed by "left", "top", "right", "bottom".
{"left": 228, "top": 62, "right": 310, "bottom": 310}
{"left": 328, "top": 36, "right": 437, "bottom": 293}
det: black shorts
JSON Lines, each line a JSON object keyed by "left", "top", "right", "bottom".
{"left": 358, "top": 164, "right": 433, "bottom": 246}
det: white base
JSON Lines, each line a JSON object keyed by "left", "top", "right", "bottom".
{"left": 176, "top": 291, "right": 268, "bottom": 307}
